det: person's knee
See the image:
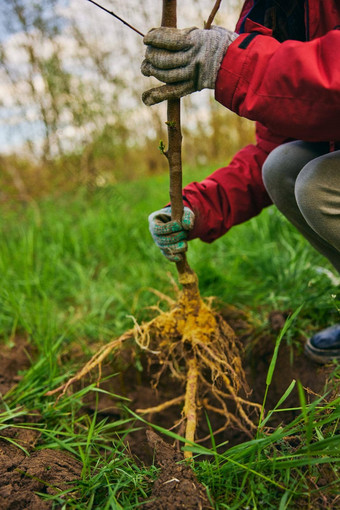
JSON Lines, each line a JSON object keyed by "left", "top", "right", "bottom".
{"left": 295, "top": 156, "right": 335, "bottom": 230}
{"left": 262, "top": 141, "right": 329, "bottom": 205}
{"left": 295, "top": 164, "right": 315, "bottom": 220}
{"left": 262, "top": 144, "right": 296, "bottom": 205}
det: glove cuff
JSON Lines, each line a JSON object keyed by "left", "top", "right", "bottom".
{"left": 199, "top": 28, "right": 239, "bottom": 90}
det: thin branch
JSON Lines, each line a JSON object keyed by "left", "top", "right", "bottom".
{"left": 87, "top": 0, "right": 145, "bottom": 37}
{"left": 205, "top": 0, "right": 222, "bottom": 29}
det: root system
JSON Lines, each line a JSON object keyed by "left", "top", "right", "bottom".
{"left": 47, "top": 284, "right": 261, "bottom": 457}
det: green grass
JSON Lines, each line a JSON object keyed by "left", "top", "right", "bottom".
{"left": 0, "top": 166, "right": 339, "bottom": 508}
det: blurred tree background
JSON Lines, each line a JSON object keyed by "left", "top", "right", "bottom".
{"left": 0, "top": 0, "right": 253, "bottom": 201}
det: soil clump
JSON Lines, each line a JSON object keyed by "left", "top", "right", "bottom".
{"left": 144, "top": 430, "right": 211, "bottom": 510}
{"left": 0, "top": 340, "right": 82, "bottom": 510}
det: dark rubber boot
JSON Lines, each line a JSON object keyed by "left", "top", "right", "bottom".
{"left": 305, "top": 324, "right": 340, "bottom": 363}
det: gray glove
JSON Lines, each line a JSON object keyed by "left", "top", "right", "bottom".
{"left": 142, "top": 26, "right": 238, "bottom": 106}
{"left": 149, "top": 206, "right": 195, "bottom": 262}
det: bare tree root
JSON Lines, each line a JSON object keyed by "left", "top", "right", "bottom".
{"left": 45, "top": 332, "right": 133, "bottom": 401}
{"left": 136, "top": 395, "right": 185, "bottom": 414}
{"left": 47, "top": 289, "right": 261, "bottom": 456}
{"left": 183, "top": 358, "right": 199, "bottom": 459}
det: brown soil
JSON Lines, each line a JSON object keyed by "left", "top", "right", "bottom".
{"left": 144, "top": 430, "right": 211, "bottom": 510}
{"left": 0, "top": 337, "right": 33, "bottom": 396}
{"left": 0, "top": 309, "right": 336, "bottom": 509}
{"left": 0, "top": 435, "right": 82, "bottom": 510}
{"left": 0, "top": 340, "right": 82, "bottom": 510}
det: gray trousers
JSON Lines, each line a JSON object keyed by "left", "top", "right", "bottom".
{"left": 262, "top": 141, "right": 340, "bottom": 273}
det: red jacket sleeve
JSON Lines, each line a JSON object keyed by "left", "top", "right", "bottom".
{"left": 183, "top": 123, "right": 290, "bottom": 243}
{"left": 182, "top": 29, "right": 340, "bottom": 243}
{"left": 215, "top": 30, "right": 340, "bottom": 142}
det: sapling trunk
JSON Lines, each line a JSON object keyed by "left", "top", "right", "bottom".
{"left": 161, "top": 0, "right": 201, "bottom": 457}
{"left": 162, "top": 0, "right": 199, "bottom": 298}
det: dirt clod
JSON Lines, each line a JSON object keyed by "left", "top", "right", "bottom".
{"left": 0, "top": 339, "right": 82, "bottom": 510}
{"left": 0, "top": 443, "right": 82, "bottom": 510}
{"left": 268, "top": 310, "right": 289, "bottom": 332}
{"left": 145, "top": 430, "right": 211, "bottom": 510}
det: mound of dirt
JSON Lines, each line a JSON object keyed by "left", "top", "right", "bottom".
{"left": 0, "top": 340, "right": 82, "bottom": 510}
{"left": 145, "top": 430, "right": 211, "bottom": 510}
{"left": 0, "top": 421, "right": 82, "bottom": 510}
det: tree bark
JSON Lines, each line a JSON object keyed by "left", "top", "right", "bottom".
{"left": 161, "top": 0, "right": 199, "bottom": 294}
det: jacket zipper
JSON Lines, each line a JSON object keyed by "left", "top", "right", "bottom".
{"left": 305, "top": 0, "right": 310, "bottom": 41}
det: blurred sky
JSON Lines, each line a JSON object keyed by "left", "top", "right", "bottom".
{"left": 0, "top": 0, "right": 241, "bottom": 156}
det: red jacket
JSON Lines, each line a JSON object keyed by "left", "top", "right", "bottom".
{"left": 183, "top": 0, "right": 340, "bottom": 243}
